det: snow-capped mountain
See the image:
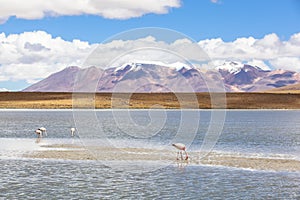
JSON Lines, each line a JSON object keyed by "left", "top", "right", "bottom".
{"left": 23, "top": 62, "right": 300, "bottom": 92}
{"left": 217, "top": 61, "right": 246, "bottom": 74}
{"left": 96, "top": 62, "right": 200, "bottom": 92}
{"left": 115, "top": 61, "right": 191, "bottom": 72}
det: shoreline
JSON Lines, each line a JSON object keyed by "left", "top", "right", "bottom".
{"left": 0, "top": 92, "right": 300, "bottom": 109}
{"left": 23, "top": 143, "right": 300, "bottom": 172}
{"left": 1, "top": 108, "right": 300, "bottom": 112}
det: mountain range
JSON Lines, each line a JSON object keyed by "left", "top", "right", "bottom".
{"left": 23, "top": 61, "right": 300, "bottom": 92}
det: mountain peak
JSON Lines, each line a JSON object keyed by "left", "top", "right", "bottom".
{"left": 216, "top": 61, "right": 245, "bottom": 74}
{"left": 216, "top": 61, "right": 265, "bottom": 74}
{"left": 115, "top": 61, "right": 191, "bottom": 72}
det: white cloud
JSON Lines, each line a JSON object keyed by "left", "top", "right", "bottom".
{"left": 84, "top": 36, "right": 208, "bottom": 68}
{"left": 0, "top": 0, "right": 181, "bottom": 22}
{"left": 0, "top": 31, "right": 96, "bottom": 83}
{"left": 0, "top": 87, "right": 8, "bottom": 91}
{"left": 246, "top": 59, "right": 271, "bottom": 71}
{"left": 210, "top": 0, "right": 221, "bottom": 4}
{"left": 198, "top": 32, "right": 300, "bottom": 71}
{"left": 270, "top": 57, "right": 300, "bottom": 72}
{"left": 0, "top": 17, "right": 8, "bottom": 24}
{"left": 0, "top": 31, "right": 300, "bottom": 86}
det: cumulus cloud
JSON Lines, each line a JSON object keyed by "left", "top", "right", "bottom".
{"left": 84, "top": 36, "right": 208, "bottom": 68}
{"left": 246, "top": 59, "right": 271, "bottom": 71}
{"left": 0, "top": 31, "right": 96, "bottom": 83}
{"left": 82, "top": 32, "right": 300, "bottom": 72}
{"left": 0, "top": 0, "right": 181, "bottom": 23}
{"left": 0, "top": 31, "right": 300, "bottom": 86}
{"left": 270, "top": 57, "right": 300, "bottom": 72}
{"left": 198, "top": 32, "right": 300, "bottom": 71}
{"left": 0, "top": 87, "right": 8, "bottom": 91}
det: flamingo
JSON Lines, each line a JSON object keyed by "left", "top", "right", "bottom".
{"left": 34, "top": 129, "right": 43, "bottom": 143}
{"left": 35, "top": 129, "right": 42, "bottom": 138}
{"left": 172, "top": 143, "right": 189, "bottom": 160}
{"left": 38, "top": 127, "right": 47, "bottom": 136}
{"left": 70, "top": 128, "right": 76, "bottom": 137}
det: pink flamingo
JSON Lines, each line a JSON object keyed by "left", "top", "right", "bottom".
{"left": 34, "top": 129, "right": 43, "bottom": 143}
{"left": 172, "top": 143, "right": 189, "bottom": 160}
{"left": 35, "top": 129, "right": 42, "bottom": 138}
{"left": 38, "top": 127, "right": 47, "bottom": 136}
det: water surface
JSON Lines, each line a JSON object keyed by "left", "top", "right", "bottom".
{"left": 0, "top": 109, "right": 299, "bottom": 199}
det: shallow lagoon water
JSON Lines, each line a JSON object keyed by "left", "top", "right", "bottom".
{"left": 0, "top": 109, "right": 299, "bottom": 199}
{"left": 0, "top": 159, "right": 299, "bottom": 199}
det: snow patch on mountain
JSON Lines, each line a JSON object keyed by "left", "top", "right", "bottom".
{"left": 168, "top": 62, "right": 192, "bottom": 71}
{"left": 216, "top": 61, "right": 265, "bottom": 74}
{"left": 216, "top": 61, "right": 245, "bottom": 74}
{"left": 115, "top": 61, "right": 192, "bottom": 72}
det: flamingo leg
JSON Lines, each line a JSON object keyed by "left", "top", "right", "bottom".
{"left": 180, "top": 151, "right": 183, "bottom": 160}
{"left": 184, "top": 150, "right": 189, "bottom": 160}
{"left": 176, "top": 151, "right": 180, "bottom": 160}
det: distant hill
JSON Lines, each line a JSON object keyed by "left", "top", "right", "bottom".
{"left": 265, "top": 83, "right": 300, "bottom": 93}
{"left": 23, "top": 61, "right": 300, "bottom": 92}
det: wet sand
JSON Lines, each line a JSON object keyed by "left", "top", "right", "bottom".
{"left": 25, "top": 144, "right": 300, "bottom": 172}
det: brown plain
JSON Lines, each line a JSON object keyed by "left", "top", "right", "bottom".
{"left": 0, "top": 92, "right": 300, "bottom": 109}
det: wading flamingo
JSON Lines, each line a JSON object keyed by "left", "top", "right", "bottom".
{"left": 172, "top": 143, "right": 189, "bottom": 160}
{"left": 35, "top": 129, "right": 42, "bottom": 143}
{"left": 35, "top": 129, "right": 42, "bottom": 138}
{"left": 39, "top": 127, "right": 47, "bottom": 136}
{"left": 70, "top": 128, "right": 76, "bottom": 137}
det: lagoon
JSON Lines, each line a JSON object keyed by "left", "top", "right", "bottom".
{"left": 0, "top": 109, "right": 299, "bottom": 199}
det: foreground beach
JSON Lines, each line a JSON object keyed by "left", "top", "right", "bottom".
{"left": 0, "top": 92, "right": 300, "bottom": 109}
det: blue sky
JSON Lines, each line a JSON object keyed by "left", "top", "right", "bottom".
{"left": 1, "top": 0, "right": 300, "bottom": 42}
{"left": 0, "top": 0, "right": 300, "bottom": 90}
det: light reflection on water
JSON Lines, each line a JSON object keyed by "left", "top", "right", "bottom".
{"left": 0, "top": 159, "right": 299, "bottom": 199}
{"left": 0, "top": 109, "right": 299, "bottom": 199}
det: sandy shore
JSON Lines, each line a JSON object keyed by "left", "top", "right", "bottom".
{"left": 0, "top": 92, "right": 300, "bottom": 109}
{"left": 25, "top": 143, "right": 300, "bottom": 172}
